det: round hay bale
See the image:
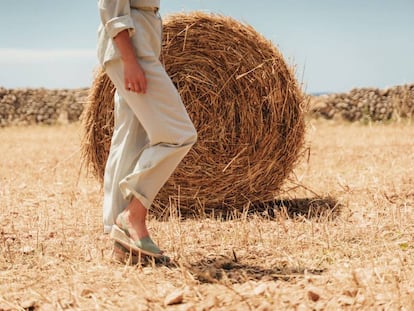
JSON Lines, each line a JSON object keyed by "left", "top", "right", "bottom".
{"left": 81, "top": 12, "right": 306, "bottom": 215}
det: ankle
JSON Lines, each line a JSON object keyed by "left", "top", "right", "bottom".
{"left": 126, "top": 200, "right": 147, "bottom": 222}
{"left": 124, "top": 210, "right": 145, "bottom": 223}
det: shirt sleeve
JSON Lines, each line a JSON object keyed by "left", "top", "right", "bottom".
{"left": 98, "top": 0, "right": 135, "bottom": 39}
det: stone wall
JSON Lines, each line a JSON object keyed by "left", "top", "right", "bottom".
{"left": 310, "top": 84, "right": 414, "bottom": 122}
{"left": 0, "top": 87, "right": 88, "bottom": 126}
{"left": 1, "top": 83, "right": 413, "bottom": 126}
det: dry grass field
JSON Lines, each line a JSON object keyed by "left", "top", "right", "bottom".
{"left": 1, "top": 119, "right": 414, "bottom": 310}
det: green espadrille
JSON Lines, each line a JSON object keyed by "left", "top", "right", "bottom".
{"left": 113, "top": 241, "right": 170, "bottom": 265}
{"left": 110, "top": 213, "right": 169, "bottom": 261}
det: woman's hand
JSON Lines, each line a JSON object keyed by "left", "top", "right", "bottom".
{"left": 113, "top": 29, "right": 147, "bottom": 94}
{"left": 124, "top": 59, "right": 147, "bottom": 94}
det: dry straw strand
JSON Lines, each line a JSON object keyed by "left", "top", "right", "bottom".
{"left": 80, "top": 12, "right": 306, "bottom": 215}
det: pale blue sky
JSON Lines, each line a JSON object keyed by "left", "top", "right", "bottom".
{"left": 0, "top": 0, "right": 413, "bottom": 93}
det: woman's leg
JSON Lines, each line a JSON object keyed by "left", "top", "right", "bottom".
{"left": 103, "top": 91, "right": 148, "bottom": 234}
{"left": 104, "top": 57, "right": 197, "bottom": 239}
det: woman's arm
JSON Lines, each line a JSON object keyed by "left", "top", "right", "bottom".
{"left": 99, "top": 0, "right": 147, "bottom": 94}
{"left": 113, "top": 30, "right": 147, "bottom": 94}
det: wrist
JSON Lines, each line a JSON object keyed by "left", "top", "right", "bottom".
{"left": 121, "top": 54, "right": 137, "bottom": 64}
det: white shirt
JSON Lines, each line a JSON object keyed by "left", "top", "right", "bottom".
{"left": 97, "top": 0, "right": 161, "bottom": 67}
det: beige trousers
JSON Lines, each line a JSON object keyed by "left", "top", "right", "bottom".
{"left": 102, "top": 10, "right": 197, "bottom": 233}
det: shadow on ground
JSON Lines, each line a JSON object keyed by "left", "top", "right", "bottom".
{"left": 185, "top": 254, "right": 325, "bottom": 284}
{"left": 251, "top": 196, "right": 342, "bottom": 220}
{"left": 156, "top": 196, "right": 342, "bottom": 221}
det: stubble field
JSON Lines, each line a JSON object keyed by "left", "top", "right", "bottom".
{"left": 1, "top": 119, "right": 413, "bottom": 310}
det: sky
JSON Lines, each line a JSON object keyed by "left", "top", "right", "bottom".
{"left": 0, "top": 0, "right": 413, "bottom": 93}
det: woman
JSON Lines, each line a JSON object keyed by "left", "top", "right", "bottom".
{"left": 97, "top": 0, "right": 197, "bottom": 260}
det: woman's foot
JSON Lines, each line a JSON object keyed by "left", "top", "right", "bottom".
{"left": 116, "top": 197, "right": 149, "bottom": 240}
{"left": 111, "top": 197, "right": 166, "bottom": 258}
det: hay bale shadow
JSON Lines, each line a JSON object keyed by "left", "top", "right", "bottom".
{"left": 251, "top": 196, "right": 342, "bottom": 221}
{"left": 158, "top": 196, "right": 341, "bottom": 221}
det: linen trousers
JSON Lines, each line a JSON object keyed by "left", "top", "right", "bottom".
{"left": 102, "top": 15, "right": 197, "bottom": 234}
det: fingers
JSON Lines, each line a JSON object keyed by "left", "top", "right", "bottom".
{"left": 126, "top": 81, "right": 139, "bottom": 93}
{"left": 140, "top": 79, "right": 147, "bottom": 94}
{"left": 125, "top": 80, "right": 147, "bottom": 94}
{"left": 127, "top": 82, "right": 140, "bottom": 93}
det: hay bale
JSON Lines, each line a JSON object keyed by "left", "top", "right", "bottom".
{"left": 81, "top": 12, "right": 305, "bottom": 215}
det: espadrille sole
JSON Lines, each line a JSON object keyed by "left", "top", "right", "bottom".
{"left": 112, "top": 241, "right": 171, "bottom": 265}
{"left": 110, "top": 225, "right": 164, "bottom": 258}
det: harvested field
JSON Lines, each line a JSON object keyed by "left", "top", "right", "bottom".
{"left": 1, "top": 120, "right": 414, "bottom": 310}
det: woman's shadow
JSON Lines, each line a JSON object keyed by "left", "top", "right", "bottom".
{"left": 173, "top": 195, "right": 341, "bottom": 283}
{"left": 185, "top": 254, "right": 326, "bottom": 284}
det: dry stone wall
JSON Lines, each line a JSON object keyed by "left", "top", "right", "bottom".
{"left": 310, "top": 84, "right": 414, "bottom": 122}
{"left": 0, "top": 87, "right": 88, "bottom": 127}
{"left": 1, "top": 83, "right": 413, "bottom": 126}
